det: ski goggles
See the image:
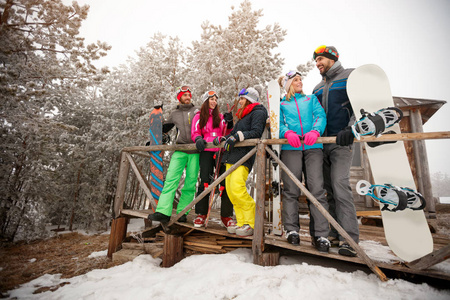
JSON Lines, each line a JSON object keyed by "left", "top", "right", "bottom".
{"left": 313, "top": 45, "right": 339, "bottom": 60}
{"left": 206, "top": 90, "right": 218, "bottom": 98}
{"left": 203, "top": 90, "right": 218, "bottom": 102}
{"left": 176, "top": 85, "right": 191, "bottom": 93}
{"left": 238, "top": 88, "right": 249, "bottom": 96}
{"left": 286, "top": 70, "right": 302, "bottom": 80}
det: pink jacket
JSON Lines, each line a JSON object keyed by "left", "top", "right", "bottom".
{"left": 191, "top": 110, "right": 231, "bottom": 152}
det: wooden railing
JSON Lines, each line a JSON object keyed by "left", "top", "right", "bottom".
{"left": 110, "top": 131, "right": 450, "bottom": 281}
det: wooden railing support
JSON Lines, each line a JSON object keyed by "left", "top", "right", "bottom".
{"left": 253, "top": 142, "right": 267, "bottom": 265}
{"left": 107, "top": 216, "right": 128, "bottom": 258}
{"left": 114, "top": 151, "right": 131, "bottom": 218}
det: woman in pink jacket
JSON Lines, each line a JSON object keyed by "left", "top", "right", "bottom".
{"left": 191, "top": 90, "right": 235, "bottom": 229}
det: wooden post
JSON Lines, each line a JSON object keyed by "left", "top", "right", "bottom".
{"left": 253, "top": 142, "right": 267, "bottom": 265}
{"left": 114, "top": 151, "right": 131, "bottom": 218}
{"left": 255, "top": 251, "right": 280, "bottom": 267}
{"left": 107, "top": 217, "right": 128, "bottom": 258}
{"left": 409, "top": 109, "right": 435, "bottom": 216}
{"left": 162, "top": 234, "right": 184, "bottom": 267}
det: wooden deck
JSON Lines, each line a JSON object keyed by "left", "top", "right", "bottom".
{"left": 140, "top": 209, "right": 450, "bottom": 285}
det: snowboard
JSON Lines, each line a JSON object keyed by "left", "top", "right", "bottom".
{"left": 347, "top": 64, "right": 433, "bottom": 262}
{"left": 148, "top": 105, "right": 164, "bottom": 209}
{"left": 267, "top": 80, "right": 282, "bottom": 235}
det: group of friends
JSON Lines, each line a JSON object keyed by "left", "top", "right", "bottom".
{"left": 148, "top": 45, "right": 359, "bottom": 258}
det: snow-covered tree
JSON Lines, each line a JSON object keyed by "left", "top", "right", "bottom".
{"left": 0, "top": 0, "right": 110, "bottom": 240}
{"left": 188, "top": 0, "right": 286, "bottom": 110}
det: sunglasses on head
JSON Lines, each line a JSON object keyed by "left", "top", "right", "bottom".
{"left": 313, "top": 45, "right": 339, "bottom": 59}
{"left": 177, "top": 86, "right": 191, "bottom": 93}
{"left": 286, "top": 70, "right": 302, "bottom": 80}
{"left": 238, "top": 88, "right": 248, "bottom": 96}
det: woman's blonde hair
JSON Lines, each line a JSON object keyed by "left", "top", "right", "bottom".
{"left": 278, "top": 74, "right": 304, "bottom": 101}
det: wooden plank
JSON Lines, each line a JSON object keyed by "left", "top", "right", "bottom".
{"left": 120, "top": 209, "right": 150, "bottom": 219}
{"left": 357, "top": 210, "right": 381, "bottom": 217}
{"left": 408, "top": 243, "right": 450, "bottom": 270}
{"left": 184, "top": 241, "right": 224, "bottom": 250}
{"left": 265, "top": 146, "right": 388, "bottom": 282}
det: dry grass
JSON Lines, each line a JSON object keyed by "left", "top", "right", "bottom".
{"left": 0, "top": 232, "right": 121, "bottom": 295}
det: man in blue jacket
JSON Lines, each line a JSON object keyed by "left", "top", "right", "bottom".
{"left": 312, "top": 45, "right": 359, "bottom": 257}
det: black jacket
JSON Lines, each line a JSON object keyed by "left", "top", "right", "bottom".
{"left": 222, "top": 104, "right": 268, "bottom": 170}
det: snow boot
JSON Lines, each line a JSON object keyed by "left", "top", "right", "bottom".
{"left": 177, "top": 214, "right": 187, "bottom": 223}
{"left": 148, "top": 212, "right": 170, "bottom": 223}
{"left": 286, "top": 231, "right": 300, "bottom": 245}
{"left": 193, "top": 215, "right": 207, "bottom": 228}
{"left": 338, "top": 242, "right": 357, "bottom": 257}
{"left": 236, "top": 224, "right": 253, "bottom": 237}
{"left": 314, "top": 237, "right": 331, "bottom": 253}
{"left": 221, "top": 217, "right": 237, "bottom": 228}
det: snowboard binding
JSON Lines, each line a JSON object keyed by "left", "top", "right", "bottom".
{"left": 351, "top": 107, "right": 403, "bottom": 140}
{"left": 356, "top": 180, "right": 426, "bottom": 212}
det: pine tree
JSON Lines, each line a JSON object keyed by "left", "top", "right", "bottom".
{"left": 0, "top": 0, "right": 110, "bottom": 240}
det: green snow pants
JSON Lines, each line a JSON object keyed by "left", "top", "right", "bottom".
{"left": 155, "top": 151, "right": 200, "bottom": 216}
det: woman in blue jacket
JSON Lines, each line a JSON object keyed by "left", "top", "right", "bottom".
{"left": 278, "top": 70, "right": 330, "bottom": 253}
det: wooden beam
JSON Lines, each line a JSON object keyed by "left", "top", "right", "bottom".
{"left": 408, "top": 244, "right": 450, "bottom": 270}
{"left": 253, "top": 142, "right": 267, "bottom": 265}
{"left": 265, "top": 146, "right": 388, "bottom": 282}
{"left": 114, "top": 152, "right": 130, "bottom": 218}
{"left": 262, "top": 131, "right": 450, "bottom": 146}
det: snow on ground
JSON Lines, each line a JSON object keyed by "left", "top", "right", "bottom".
{"left": 7, "top": 248, "right": 450, "bottom": 300}
{"left": 9, "top": 219, "right": 449, "bottom": 299}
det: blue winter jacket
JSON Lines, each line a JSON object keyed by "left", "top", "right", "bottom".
{"left": 279, "top": 93, "right": 326, "bottom": 151}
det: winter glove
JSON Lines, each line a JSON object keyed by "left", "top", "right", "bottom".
{"left": 223, "top": 112, "right": 233, "bottom": 123}
{"left": 285, "top": 130, "right": 302, "bottom": 148}
{"left": 336, "top": 127, "right": 354, "bottom": 146}
{"left": 162, "top": 133, "right": 170, "bottom": 144}
{"left": 195, "top": 136, "right": 207, "bottom": 152}
{"left": 303, "top": 130, "right": 320, "bottom": 146}
{"left": 223, "top": 135, "right": 238, "bottom": 152}
{"left": 213, "top": 136, "right": 226, "bottom": 146}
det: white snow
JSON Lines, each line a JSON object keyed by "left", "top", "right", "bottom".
{"left": 7, "top": 219, "right": 450, "bottom": 299}
{"left": 87, "top": 250, "right": 107, "bottom": 259}
{"left": 7, "top": 249, "right": 450, "bottom": 300}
